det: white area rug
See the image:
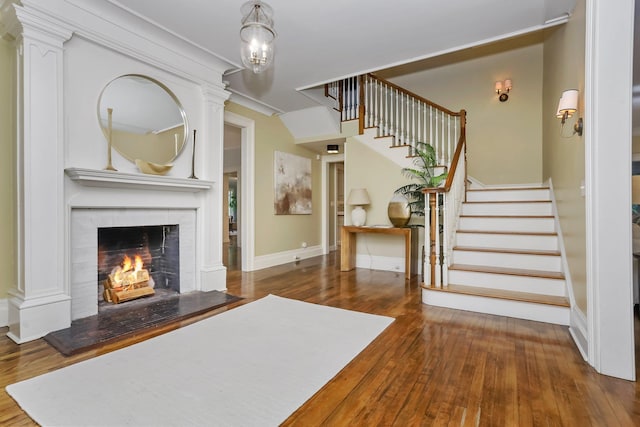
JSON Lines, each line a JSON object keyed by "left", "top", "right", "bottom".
{"left": 7, "top": 294, "right": 394, "bottom": 426}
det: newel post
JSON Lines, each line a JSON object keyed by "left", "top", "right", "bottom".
{"left": 424, "top": 190, "right": 438, "bottom": 288}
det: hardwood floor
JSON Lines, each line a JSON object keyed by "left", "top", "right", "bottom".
{"left": 2, "top": 249, "right": 640, "bottom": 426}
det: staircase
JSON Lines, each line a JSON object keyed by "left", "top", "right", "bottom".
{"left": 326, "top": 74, "right": 571, "bottom": 326}
{"left": 422, "top": 185, "right": 570, "bottom": 325}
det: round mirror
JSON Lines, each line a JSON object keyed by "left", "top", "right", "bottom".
{"left": 97, "top": 74, "right": 188, "bottom": 166}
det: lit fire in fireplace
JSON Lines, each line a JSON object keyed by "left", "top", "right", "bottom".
{"left": 103, "top": 254, "right": 155, "bottom": 304}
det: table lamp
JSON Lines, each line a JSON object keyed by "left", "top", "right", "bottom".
{"left": 347, "top": 188, "right": 371, "bottom": 226}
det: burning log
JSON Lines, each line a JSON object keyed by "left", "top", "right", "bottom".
{"left": 104, "top": 254, "right": 155, "bottom": 304}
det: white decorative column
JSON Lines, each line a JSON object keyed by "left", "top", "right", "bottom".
{"left": 3, "top": 3, "right": 72, "bottom": 342}
{"left": 199, "top": 84, "right": 231, "bottom": 291}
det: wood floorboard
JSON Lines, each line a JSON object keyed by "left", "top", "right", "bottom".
{"left": 2, "top": 249, "right": 640, "bottom": 426}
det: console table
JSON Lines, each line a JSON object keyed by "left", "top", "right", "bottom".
{"left": 340, "top": 226, "right": 418, "bottom": 280}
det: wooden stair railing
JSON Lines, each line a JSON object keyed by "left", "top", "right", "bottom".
{"left": 424, "top": 110, "right": 466, "bottom": 287}
{"left": 325, "top": 74, "right": 467, "bottom": 287}
{"left": 326, "top": 73, "right": 465, "bottom": 165}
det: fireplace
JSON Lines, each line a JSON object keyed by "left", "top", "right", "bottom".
{"left": 5, "top": 0, "right": 232, "bottom": 344}
{"left": 69, "top": 208, "right": 199, "bottom": 321}
{"left": 98, "top": 225, "right": 180, "bottom": 307}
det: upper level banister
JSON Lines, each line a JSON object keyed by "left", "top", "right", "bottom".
{"left": 368, "top": 73, "right": 462, "bottom": 117}
{"left": 358, "top": 75, "right": 365, "bottom": 135}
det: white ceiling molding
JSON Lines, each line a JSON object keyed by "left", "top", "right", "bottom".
{"left": 103, "top": 0, "right": 578, "bottom": 113}
{"left": 19, "top": 0, "right": 236, "bottom": 86}
{"left": 228, "top": 89, "right": 283, "bottom": 117}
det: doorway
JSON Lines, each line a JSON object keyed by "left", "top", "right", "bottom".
{"left": 224, "top": 111, "right": 256, "bottom": 272}
{"left": 329, "top": 162, "right": 344, "bottom": 251}
{"left": 322, "top": 155, "right": 345, "bottom": 255}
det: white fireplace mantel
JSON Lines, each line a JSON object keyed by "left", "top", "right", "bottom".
{"left": 65, "top": 168, "right": 214, "bottom": 192}
{"left": 4, "top": 0, "right": 232, "bottom": 343}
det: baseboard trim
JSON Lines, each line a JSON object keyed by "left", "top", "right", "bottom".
{"left": 0, "top": 298, "right": 7, "bottom": 327}
{"left": 356, "top": 254, "right": 407, "bottom": 274}
{"left": 569, "top": 305, "right": 589, "bottom": 360}
{"left": 548, "top": 179, "right": 588, "bottom": 360}
{"left": 200, "top": 265, "right": 228, "bottom": 292}
{"left": 252, "top": 245, "right": 323, "bottom": 271}
{"left": 422, "top": 287, "right": 570, "bottom": 325}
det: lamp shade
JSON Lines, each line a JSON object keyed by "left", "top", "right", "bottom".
{"left": 633, "top": 176, "right": 640, "bottom": 204}
{"left": 504, "top": 79, "right": 512, "bottom": 91}
{"left": 347, "top": 188, "right": 370, "bottom": 206}
{"left": 557, "top": 89, "right": 578, "bottom": 116}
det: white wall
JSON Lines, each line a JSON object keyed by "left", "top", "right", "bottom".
{"left": 64, "top": 37, "right": 204, "bottom": 177}
{"left": 1, "top": 0, "right": 233, "bottom": 342}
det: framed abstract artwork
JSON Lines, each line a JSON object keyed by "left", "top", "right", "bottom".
{"left": 274, "top": 151, "right": 312, "bottom": 215}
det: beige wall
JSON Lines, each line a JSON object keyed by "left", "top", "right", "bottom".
{"left": 379, "top": 36, "right": 544, "bottom": 185}
{"left": 633, "top": 136, "right": 640, "bottom": 154}
{"left": 0, "top": 38, "right": 15, "bottom": 299}
{"left": 111, "top": 125, "right": 184, "bottom": 165}
{"left": 224, "top": 102, "right": 321, "bottom": 256}
{"left": 542, "top": 0, "right": 587, "bottom": 312}
{"left": 345, "top": 138, "right": 421, "bottom": 258}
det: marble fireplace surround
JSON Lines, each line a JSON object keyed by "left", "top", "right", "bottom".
{"left": 67, "top": 169, "right": 216, "bottom": 321}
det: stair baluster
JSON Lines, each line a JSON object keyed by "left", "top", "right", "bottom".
{"left": 325, "top": 74, "right": 466, "bottom": 287}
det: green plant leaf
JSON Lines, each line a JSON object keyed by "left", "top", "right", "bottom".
{"left": 393, "top": 141, "right": 448, "bottom": 218}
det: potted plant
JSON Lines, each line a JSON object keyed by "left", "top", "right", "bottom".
{"left": 393, "top": 141, "right": 447, "bottom": 225}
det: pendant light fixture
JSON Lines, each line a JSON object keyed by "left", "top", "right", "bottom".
{"left": 240, "top": 0, "right": 276, "bottom": 74}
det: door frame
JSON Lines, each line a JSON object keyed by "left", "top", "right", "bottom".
{"left": 224, "top": 111, "right": 255, "bottom": 272}
{"left": 321, "top": 153, "right": 345, "bottom": 254}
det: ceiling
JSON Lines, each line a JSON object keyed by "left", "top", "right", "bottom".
{"left": 109, "top": 0, "right": 577, "bottom": 115}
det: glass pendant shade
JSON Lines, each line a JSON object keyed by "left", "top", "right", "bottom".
{"left": 240, "top": 1, "right": 276, "bottom": 74}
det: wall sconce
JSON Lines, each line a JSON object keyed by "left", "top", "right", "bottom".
{"left": 495, "top": 79, "right": 512, "bottom": 102}
{"left": 556, "top": 89, "right": 583, "bottom": 137}
{"left": 327, "top": 144, "right": 339, "bottom": 154}
{"left": 347, "top": 188, "right": 370, "bottom": 226}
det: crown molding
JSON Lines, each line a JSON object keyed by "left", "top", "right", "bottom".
{"left": 17, "top": 0, "right": 234, "bottom": 87}
{"left": 227, "top": 89, "right": 283, "bottom": 116}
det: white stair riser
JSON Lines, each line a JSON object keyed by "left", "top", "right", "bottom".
{"left": 448, "top": 270, "right": 566, "bottom": 296}
{"left": 455, "top": 232, "right": 558, "bottom": 251}
{"left": 451, "top": 250, "right": 562, "bottom": 272}
{"left": 466, "top": 189, "right": 550, "bottom": 202}
{"left": 422, "top": 289, "right": 570, "bottom": 325}
{"left": 461, "top": 202, "right": 552, "bottom": 216}
{"left": 459, "top": 216, "right": 555, "bottom": 233}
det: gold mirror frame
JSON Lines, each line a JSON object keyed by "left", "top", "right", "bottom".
{"left": 97, "top": 74, "right": 188, "bottom": 166}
